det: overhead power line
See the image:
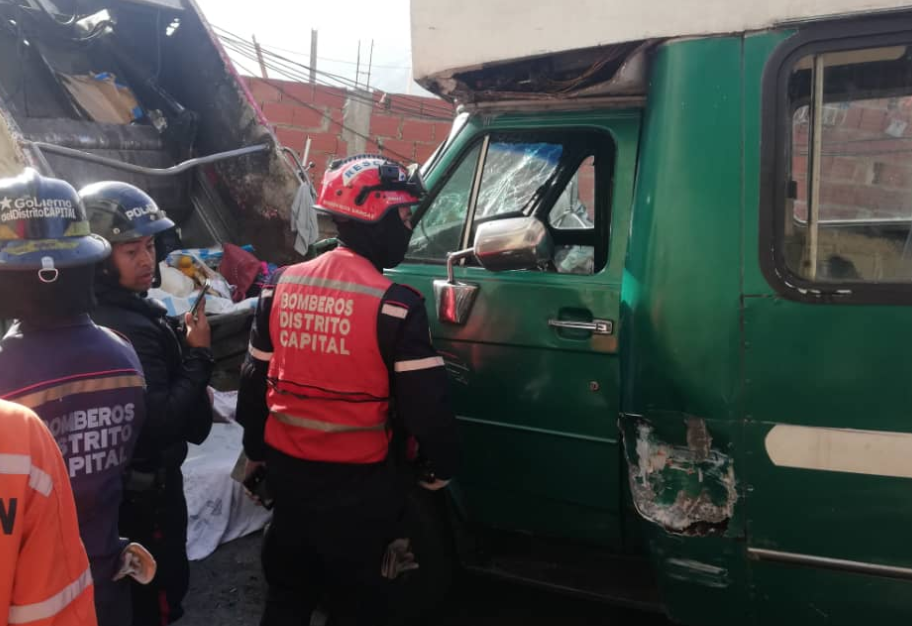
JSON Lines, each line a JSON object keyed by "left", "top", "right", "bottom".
{"left": 213, "top": 25, "right": 454, "bottom": 120}
{"left": 229, "top": 54, "right": 415, "bottom": 163}
{"left": 220, "top": 36, "right": 454, "bottom": 122}
{"left": 219, "top": 29, "right": 454, "bottom": 118}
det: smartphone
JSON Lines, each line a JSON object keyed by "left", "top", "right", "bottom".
{"left": 189, "top": 279, "right": 211, "bottom": 320}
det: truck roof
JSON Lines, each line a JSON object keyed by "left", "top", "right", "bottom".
{"left": 411, "top": 0, "right": 912, "bottom": 101}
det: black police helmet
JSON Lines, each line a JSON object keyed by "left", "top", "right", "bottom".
{"left": 0, "top": 168, "right": 110, "bottom": 273}
{"left": 80, "top": 181, "right": 175, "bottom": 244}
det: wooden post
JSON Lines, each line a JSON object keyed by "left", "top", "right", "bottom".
{"left": 309, "top": 29, "right": 318, "bottom": 84}
{"left": 366, "top": 39, "right": 374, "bottom": 91}
{"left": 355, "top": 40, "right": 361, "bottom": 90}
{"left": 252, "top": 34, "right": 268, "bottom": 79}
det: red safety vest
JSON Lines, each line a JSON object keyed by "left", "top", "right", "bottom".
{"left": 265, "top": 248, "right": 393, "bottom": 464}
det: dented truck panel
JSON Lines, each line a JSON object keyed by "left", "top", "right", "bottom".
{"left": 622, "top": 418, "right": 737, "bottom": 536}
{"left": 618, "top": 34, "right": 750, "bottom": 626}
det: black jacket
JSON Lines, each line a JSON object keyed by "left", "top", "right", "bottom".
{"left": 93, "top": 282, "right": 214, "bottom": 472}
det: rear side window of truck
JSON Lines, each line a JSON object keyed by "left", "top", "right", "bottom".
{"left": 762, "top": 20, "right": 912, "bottom": 302}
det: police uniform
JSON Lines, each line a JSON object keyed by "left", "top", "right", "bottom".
{"left": 0, "top": 399, "right": 97, "bottom": 626}
{"left": 82, "top": 180, "right": 214, "bottom": 626}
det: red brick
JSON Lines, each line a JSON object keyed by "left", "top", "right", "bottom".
{"left": 855, "top": 185, "right": 910, "bottom": 212}
{"left": 365, "top": 140, "right": 382, "bottom": 154}
{"left": 312, "top": 86, "right": 347, "bottom": 109}
{"left": 792, "top": 155, "right": 808, "bottom": 176}
{"left": 859, "top": 108, "right": 887, "bottom": 133}
{"left": 275, "top": 127, "right": 307, "bottom": 152}
{"left": 433, "top": 122, "right": 453, "bottom": 142}
{"left": 336, "top": 140, "right": 349, "bottom": 157}
{"left": 830, "top": 157, "right": 857, "bottom": 180}
{"left": 874, "top": 162, "right": 912, "bottom": 188}
{"left": 292, "top": 105, "right": 326, "bottom": 129}
{"left": 401, "top": 120, "right": 435, "bottom": 143}
{"left": 281, "top": 81, "right": 313, "bottom": 104}
{"left": 844, "top": 106, "right": 863, "bottom": 129}
{"left": 263, "top": 102, "right": 295, "bottom": 126}
{"left": 371, "top": 115, "right": 401, "bottom": 139}
{"left": 820, "top": 183, "right": 856, "bottom": 207}
{"left": 329, "top": 108, "right": 345, "bottom": 130}
{"left": 795, "top": 176, "right": 807, "bottom": 201}
{"left": 379, "top": 139, "right": 415, "bottom": 161}
{"left": 247, "top": 78, "right": 281, "bottom": 105}
{"left": 414, "top": 143, "right": 437, "bottom": 164}
{"left": 307, "top": 133, "right": 338, "bottom": 154}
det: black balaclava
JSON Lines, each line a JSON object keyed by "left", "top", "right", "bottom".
{"left": 0, "top": 265, "right": 96, "bottom": 323}
{"left": 335, "top": 208, "right": 413, "bottom": 271}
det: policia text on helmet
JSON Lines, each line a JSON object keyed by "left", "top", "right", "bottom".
{"left": 80, "top": 181, "right": 177, "bottom": 293}
{"left": 0, "top": 168, "right": 110, "bottom": 321}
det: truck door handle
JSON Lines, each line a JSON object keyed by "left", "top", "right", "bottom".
{"left": 548, "top": 319, "right": 614, "bottom": 335}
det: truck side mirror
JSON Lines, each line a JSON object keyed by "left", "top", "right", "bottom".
{"left": 433, "top": 217, "right": 553, "bottom": 325}
{"left": 473, "top": 216, "right": 554, "bottom": 272}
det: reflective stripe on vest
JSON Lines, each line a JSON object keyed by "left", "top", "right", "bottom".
{"left": 277, "top": 273, "right": 388, "bottom": 298}
{"left": 0, "top": 454, "right": 53, "bottom": 496}
{"left": 265, "top": 248, "right": 393, "bottom": 464}
{"left": 7, "top": 566, "right": 93, "bottom": 624}
{"left": 5, "top": 371, "right": 145, "bottom": 410}
{"left": 271, "top": 411, "right": 387, "bottom": 433}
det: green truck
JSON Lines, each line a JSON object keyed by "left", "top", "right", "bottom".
{"left": 397, "top": 1, "right": 912, "bottom": 623}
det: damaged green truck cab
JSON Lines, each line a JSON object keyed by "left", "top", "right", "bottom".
{"left": 397, "top": 9, "right": 912, "bottom": 625}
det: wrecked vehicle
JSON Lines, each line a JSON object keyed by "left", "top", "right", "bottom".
{"left": 0, "top": 0, "right": 314, "bottom": 379}
{"left": 399, "top": 0, "right": 912, "bottom": 623}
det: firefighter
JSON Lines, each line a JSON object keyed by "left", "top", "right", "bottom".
{"left": 236, "top": 155, "right": 461, "bottom": 626}
{"left": 0, "top": 399, "right": 98, "bottom": 626}
{"left": 82, "top": 181, "right": 214, "bottom": 626}
{"left": 0, "top": 168, "right": 149, "bottom": 626}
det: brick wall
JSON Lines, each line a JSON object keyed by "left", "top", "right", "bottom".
{"left": 245, "top": 78, "right": 454, "bottom": 189}
{"left": 792, "top": 97, "right": 912, "bottom": 221}
{"left": 789, "top": 96, "right": 912, "bottom": 280}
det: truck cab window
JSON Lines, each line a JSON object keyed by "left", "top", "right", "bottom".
{"left": 785, "top": 45, "right": 912, "bottom": 283}
{"left": 475, "top": 140, "right": 563, "bottom": 220}
{"left": 408, "top": 143, "right": 482, "bottom": 262}
{"left": 408, "top": 130, "right": 612, "bottom": 275}
{"left": 549, "top": 155, "right": 597, "bottom": 275}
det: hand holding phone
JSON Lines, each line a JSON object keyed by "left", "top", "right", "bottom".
{"left": 185, "top": 280, "right": 211, "bottom": 349}
{"left": 189, "top": 279, "right": 211, "bottom": 321}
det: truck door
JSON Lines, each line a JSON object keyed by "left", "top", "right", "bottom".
{"left": 389, "top": 112, "right": 640, "bottom": 546}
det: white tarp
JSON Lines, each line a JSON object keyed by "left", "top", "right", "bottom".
{"left": 183, "top": 394, "right": 271, "bottom": 561}
{"left": 411, "top": 0, "right": 912, "bottom": 81}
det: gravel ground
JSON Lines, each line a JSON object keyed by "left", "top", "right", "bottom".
{"left": 182, "top": 533, "right": 671, "bottom": 626}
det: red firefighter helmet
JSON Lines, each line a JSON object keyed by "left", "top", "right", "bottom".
{"left": 315, "top": 154, "right": 425, "bottom": 223}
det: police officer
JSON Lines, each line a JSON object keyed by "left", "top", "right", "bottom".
{"left": 82, "top": 181, "right": 214, "bottom": 626}
{"left": 236, "top": 155, "right": 461, "bottom": 626}
{"left": 0, "top": 168, "right": 148, "bottom": 626}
